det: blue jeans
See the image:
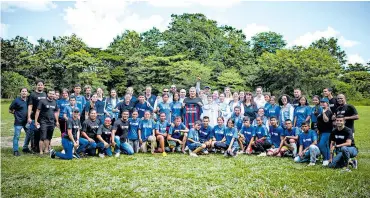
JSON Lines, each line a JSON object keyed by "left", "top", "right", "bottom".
{"left": 115, "top": 137, "right": 134, "bottom": 155}
{"left": 329, "top": 146, "right": 358, "bottom": 168}
{"left": 294, "top": 145, "right": 321, "bottom": 163}
{"left": 318, "top": 133, "right": 331, "bottom": 161}
{"left": 23, "top": 120, "right": 35, "bottom": 150}
{"left": 55, "top": 138, "right": 74, "bottom": 160}
{"left": 13, "top": 125, "right": 27, "bottom": 151}
{"left": 78, "top": 138, "right": 97, "bottom": 155}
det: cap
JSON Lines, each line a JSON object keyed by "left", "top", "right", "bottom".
{"left": 320, "top": 98, "right": 329, "bottom": 103}
{"left": 73, "top": 108, "right": 80, "bottom": 113}
{"left": 204, "top": 86, "right": 211, "bottom": 89}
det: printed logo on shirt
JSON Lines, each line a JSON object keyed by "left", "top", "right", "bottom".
{"left": 46, "top": 105, "right": 56, "bottom": 109}
{"left": 121, "top": 125, "right": 129, "bottom": 129}
{"left": 38, "top": 97, "right": 46, "bottom": 100}
{"left": 335, "top": 135, "right": 345, "bottom": 139}
{"left": 73, "top": 125, "right": 79, "bottom": 129}
{"left": 302, "top": 138, "right": 312, "bottom": 142}
{"left": 215, "top": 129, "right": 223, "bottom": 134}
{"left": 271, "top": 132, "right": 279, "bottom": 136}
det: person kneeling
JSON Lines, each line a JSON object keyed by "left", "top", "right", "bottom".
{"left": 250, "top": 117, "right": 272, "bottom": 156}
{"left": 138, "top": 111, "right": 157, "bottom": 154}
{"left": 112, "top": 110, "right": 134, "bottom": 157}
{"left": 96, "top": 117, "right": 116, "bottom": 158}
{"left": 294, "top": 122, "right": 320, "bottom": 166}
{"left": 167, "top": 117, "right": 189, "bottom": 153}
{"left": 214, "top": 118, "right": 239, "bottom": 157}
{"left": 187, "top": 121, "right": 207, "bottom": 157}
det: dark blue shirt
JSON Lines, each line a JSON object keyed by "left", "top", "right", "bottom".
{"left": 9, "top": 97, "right": 28, "bottom": 126}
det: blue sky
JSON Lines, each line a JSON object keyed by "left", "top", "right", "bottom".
{"left": 1, "top": 0, "right": 369, "bottom": 64}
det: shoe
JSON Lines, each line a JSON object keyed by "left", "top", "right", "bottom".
{"left": 223, "top": 152, "right": 228, "bottom": 157}
{"left": 221, "top": 150, "right": 225, "bottom": 154}
{"left": 73, "top": 152, "right": 80, "bottom": 159}
{"left": 165, "top": 147, "right": 171, "bottom": 152}
{"left": 322, "top": 160, "right": 329, "bottom": 166}
{"left": 184, "top": 146, "right": 189, "bottom": 151}
{"left": 350, "top": 159, "right": 358, "bottom": 169}
{"left": 257, "top": 152, "right": 267, "bottom": 157}
{"left": 307, "top": 162, "right": 316, "bottom": 166}
{"left": 203, "top": 150, "right": 209, "bottom": 155}
{"left": 99, "top": 153, "right": 105, "bottom": 158}
{"left": 115, "top": 152, "right": 120, "bottom": 158}
{"left": 211, "top": 148, "right": 217, "bottom": 153}
{"left": 13, "top": 151, "right": 20, "bottom": 156}
{"left": 61, "top": 150, "right": 65, "bottom": 154}
{"left": 22, "top": 148, "right": 31, "bottom": 153}
{"left": 237, "top": 151, "right": 245, "bottom": 155}
{"left": 50, "top": 149, "right": 56, "bottom": 159}
{"left": 162, "top": 152, "right": 167, "bottom": 157}
{"left": 341, "top": 168, "right": 351, "bottom": 172}
{"left": 189, "top": 152, "right": 198, "bottom": 157}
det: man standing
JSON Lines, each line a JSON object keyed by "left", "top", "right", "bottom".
{"left": 179, "top": 89, "right": 187, "bottom": 103}
{"left": 26, "top": 80, "right": 47, "bottom": 153}
{"left": 145, "top": 86, "right": 157, "bottom": 108}
{"left": 323, "top": 88, "right": 337, "bottom": 113}
{"left": 84, "top": 85, "right": 92, "bottom": 101}
{"left": 328, "top": 116, "right": 358, "bottom": 171}
{"left": 183, "top": 87, "right": 203, "bottom": 129}
{"left": 254, "top": 86, "right": 266, "bottom": 109}
{"left": 292, "top": 88, "right": 302, "bottom": 108}
{"left": 35, "top": 90, "right": 59, "bottom": 155}
{"left": 9, "top": 88, "right": 29, "bottom": 156}
{"left": 335, "top": 94, "right": 359, "bottom": 134}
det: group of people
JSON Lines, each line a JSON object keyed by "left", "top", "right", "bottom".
{"left": 9, "top": 79, "right": 359, "bottom": 172}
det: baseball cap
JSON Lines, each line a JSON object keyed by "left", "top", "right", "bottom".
{"left": 204, "top": 86, "right": 211, "bottom": 89}
{"left": 320, "top": 98, "right": 329, "bottom": 103}
{"left": 73, "top": 108, "right": 80, "bottom": 113}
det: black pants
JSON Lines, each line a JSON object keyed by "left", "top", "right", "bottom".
{"left": 59, "top": 118, "right": 67, "bottom": 136}
{"left": 32, "top": 128, "right": 40, "bottom": 152}
{"left": 252, "top": 140, "right": 272, "bottom": 152}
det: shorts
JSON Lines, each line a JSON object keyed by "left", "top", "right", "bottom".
{"left": 168, "top": 135, "right": 184, "bottom": 148}
{"left": 188, "top": 142, "right": 202, "bottom": 151}
{"left": 40, "top": 124, "right": 55, "bottom": 141}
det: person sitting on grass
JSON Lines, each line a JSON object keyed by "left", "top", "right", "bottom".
{"left": 328, "top": 115, "right": 358, "bottom": 172}
{"left": 96, "top": 117, "right": 116, "bottom": 158}
{"left": 138, "top": 111, "right": 157, "bottom": 154}
{"left": 199, "top": 116, "right": 213, "bottom": 154}
{"left": 156, "top": 112, "right": 171, "bottom": 156}
{"left": 267, "top": 117, "right": 284, "bottom": 156}
{"left": 210, "top": 117, "right": 226, "bottom": 153}
{"left": 51, "top": 107, "right": 82, "bottom": 160}
{"left": 128, "top": 110, "right": 140, "bottom": 153}
{"left": 111, "top": 110, "right": 134, "bottom": 157}
{"left": 250, "top": 116, "right": 272, "bottom": 156}
{"left": 252, "top": 108, "right": 269, "bottom": 130}
{"left": 188, "top": 121, "right": 207, "bottom": 157}
{"left": 277, "top": 119, "right": 299, "bottom": 157}
{"left": 214, "top": 118, "right": 239, "bottom": 157}
{"left": 238, "top": 116, "right": 255, "bottom": 154}
{"left": 294, "top": 122, "right": 320, "bottom": 166}
{"left": 167, "top": 116, "right": 189, "bottom": 153}
{"left": 80, "top": 109, "right": 102, "bottom": 156}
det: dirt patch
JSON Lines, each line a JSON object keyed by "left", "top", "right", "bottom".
{"left": 1, "top": 136, "right": 62, "bottom": 148}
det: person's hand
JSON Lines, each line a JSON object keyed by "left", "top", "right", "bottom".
{"left": 139, "top": 139, "right": 143, "bottom": 145}
{"left": 163, "top": 133, "right": 167, "bottom": 137}
{"left": 112, "top": 141, "right": 116, "bottom": 147}
{"left": 27, "top": 118, "right": 32, "bottom": 124}
{"left": 74, "top": 142, "right": 79, "bottom": 149}
{"left": 88, "top": 138, "right": 95, "bottom": 143}
{"left": 275, "top": 149, "right": 280, "bottom": 154}
{"left": 56, "top": 122, "right": 60, "bottom": 128}
{"left": 299, "top": 152, "right": 303, "bottom": 157}
{"left": 227, "top": 148, "right": 232, "bottom": 153}
{"left": 104, "top": 142, "right": 109, "bottom": 148}
{"left": 35, "top": 122, "right": 40, "bottom": 129}
{"left": 177, "top": 140, "right": 183, "bottom": 145}
{"left": 197, "top": 102, "right": 202, "bottom": 106}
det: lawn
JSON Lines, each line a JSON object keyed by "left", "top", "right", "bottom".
{"left": 1, "top": 102, "right": 370, "bottom": 198}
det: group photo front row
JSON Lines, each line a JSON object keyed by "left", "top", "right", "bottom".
{"left": 9, "top": 79, "right": 359, "bottom": 172}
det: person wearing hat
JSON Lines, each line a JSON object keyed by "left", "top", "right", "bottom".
{"left": 51, "top": 107, "right": 84, "bottom": 159}
{"left": 317, "top": 97, "right": 333, "bottom": 166}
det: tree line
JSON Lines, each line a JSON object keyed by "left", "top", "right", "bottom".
{"left": 1, "top": 13, "right": 369, "bottom": 101}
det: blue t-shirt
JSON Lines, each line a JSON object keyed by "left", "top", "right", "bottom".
{"left": 240, "top": 125, "right": 255, "bottom": 144}
{"left": 85, "top": 101, "right": 105, "bottom": 115}
{"left": 269, "top": 125, "right": 283, "bottom": 148}
{"left": 231, "top": 113, "right": 243, "bottom": 130}
{"left": 267, "top": 104, "right": 281, "bottom": 119}
{"left": 264, "top": 103, "right": 272, "bottom": 115}
{"left": 169, "top": 123, "right": 187, "bottom": 139}
{"left": 170, "top": 101, "right": 182, "bottom": 122}
{"left": 158, "top": 102, "right": 171, "bottom": 123}
{"left": 74, "top": 95, "right": 86, "bottom": 113}
{"left": 187, "top": 128, "right": 200, "bottom": 144}
{"left": 9, "top": 97, "right": 28, "bottom": 126}
{"left": 156, "top": 120, "right": 171, "bottom": 135}
{"left": 57, "top": 98, "right": 70, "bottom": 118}
{"left": 224, "top": 127, "right": 238, "bottom": 147}
{"left": 128, "top": 118, "right": 140, "bottom": 140}
{"left": 282, "top": 127, "right": 299, "bottom": 137}
{"left": 299, "top": 130, "right": 317, "bottom": 149}
{"left": 253, "top": 125, "right": 269, "bottom": 140}
{"left": 64, "top": 105, "right": 78, "bottom": 119}
{"left": 135, "top": 102, "right": 154, "bottom": 118}
{"left": 139, "top": 119, "right": 156, "bottom": 141}
{"left": 310, "top": 105, "right": 323, "bottom": 123}
{"left": 145, "top": 95, "right": 157, "bottom": 108}
{"left": 199, "top": 125, "right": 213, "bottom": 142}
{"left": 294, "top": 106, "right": 311, "bottom": 127}
{"left": 212, "top": 124, "right": 225, "bottom": 141}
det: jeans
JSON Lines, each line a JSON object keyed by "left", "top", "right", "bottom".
{"left": 13, "top": 125, "right": 27, "bottom": 152}
{"left": 318, "top": 133, "right": 331, "bottom": 161}
{"left": 96, "top": 141, "right": 112, "bottom": 156}
{"left": 329, "top": 146, "right": 358, "bottom": 168}
{"left": 78, "top": 138, "right": 97, "bottom": 155}
{"left": 23, "top": 120, "right": 35, "bottom": 150}
{"left": 116, "top": 137, "right": 134, "bottom": 155}
{"left": 129, "top": 140, "right": 140, "bottom": 153}
{"left": 294, "top": 145, "right": 321, "bottom": 163}
{"left": 55, "top": 138, "right": 73, "bottom": 160}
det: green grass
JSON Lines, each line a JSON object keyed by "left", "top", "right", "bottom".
{"left": 1, "top": 103, "right": 370, "bottom": 197}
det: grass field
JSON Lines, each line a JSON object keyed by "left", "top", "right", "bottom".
{"left": 1, "top": 102, "right": 370, "bottom": 197}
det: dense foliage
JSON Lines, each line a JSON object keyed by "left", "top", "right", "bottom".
{"left": 1, "top": 13, "right": 369, "bottom": 100}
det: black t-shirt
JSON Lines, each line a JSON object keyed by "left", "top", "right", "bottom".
{"left": 28, "top": 91, "right": 47, "bottom": 119}
{"left": 37, "top": 98, "right": 59, "bottom": 125}
{"left": 335, "top": 104, "right": 358, "bottom": 132}
{"left": 82, "top": 119, "right": 100, "bottom": 140}
{"left": 328, "top": 97, "right": 338, "bottom": 113}
{"left": 97, "top": 125, "right": 112, "bottom": 142}
{"left": 317, "top": 110, "right": 333, "bottom": 133}
{"left": 330, "top": 126, "right": 355, "bottom": 147}
{"left": 183, "top": 97, "right": 203, "bottom": 105}
{"left": 9, "top": 97, "right": 28, "bottom": 126}
{"left": 116, "top": 101, "right": 135, "bottom": 118}
{"left": 292, "top": 98, "right": 300, "bottom": 108}
{"left": 66, "top": 118, "right": 81, "bottom": 141}
{"left": 112, "top": 119, "right": 129, "bottom": 141}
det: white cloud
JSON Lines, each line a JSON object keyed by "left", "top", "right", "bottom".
{"left": 242, "top": 23, "right": 270, "bottom": 40}
{"left": 1, "top": 23, "right": 9, "bottom": 38}
{"left": 290, "top": 26, "right": 359, "bottom": 48}
{"left": 63, "top": 0, "right": 168, "bottom": 48}
{"left": 347, "top": 54, "right": 366, "bottom": 65}
{"left": 1, "top": 1, "right": 57, "bottom": 12}
{"left": 27, "top": 36, "right": 38, "bottom": 45}
{"left": 147, "top": 0, "right": 241, "bottom": 8}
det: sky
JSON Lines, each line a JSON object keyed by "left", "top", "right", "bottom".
{"left": 1, "top": 0, "right": 369, "bottom": 65}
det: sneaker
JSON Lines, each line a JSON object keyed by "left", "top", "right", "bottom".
{"left": 61, "top": 150, "right": 65, "bottom": 154}
{"left": 350, "top": 159, "right": 358, "bottom": 169}
{"left": 221, "top": 150, "right": 225, "bottom": 154}
{"left": 184, "top": 146, "right": 189, "bottom": 151}
{"left": 257, "top": 152, "right": 267, "bottom": 157}
{"left": 223, "top": 152, "right": 228, "bottom": 157}
{"left": 13, "top": 151, "right": 20, "bottom": 156}
{"left": 237, "top": 151, "right": 245, "bottom": 155}
{"left": 211, "top": 148, "right": 217, "bottom": 153}
{"left": 322, "top": 160, "right": 329, "bottom": 166}
{"left": 341, "top": 168, "right": 352, "bottom": 172}
{"left": 99, "top": 153, "right": 105, "bottom": 158}
{"left": 189, "top": 152, "right": 198, "bottom": 157}
{"left": 22, "top": 148, "right": 31, "bottom": 153}
{"left": 115, "top": 152, "right": 120, "bottom": 158}
{"left": 162, "top": 152, "right": 167, "bottom": 157}
{"left": 50, "top": 149, "right": 56, "bottom": 159}
{"left": 307, "top": 162, "right": 316, "bottom": 166}
{"left": 73, "top": 152, "right": 80, "bottom": 159}
{"left": 165, "top": 147, "right": 171, "bottom": 152}
{"left": 202, "top": 150, "right": 209, "bottom": 155}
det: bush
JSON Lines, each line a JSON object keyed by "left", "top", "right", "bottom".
{"left": 1, "top": 71, "right": 30, "bottom": 99}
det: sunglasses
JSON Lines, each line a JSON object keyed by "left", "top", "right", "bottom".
{"left": 163, "top": 91, "right": 169, "bottom": 92}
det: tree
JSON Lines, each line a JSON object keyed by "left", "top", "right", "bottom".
{"left": 251, "top": 31, "right": 287, "bottom": 57}
{"left": 1, "top": 36, "right": 34, "bottom": 72}
{"left": 109, "top": 30, "right": 142, "bottom": 57}
{"left": 141, "top": 27, "right": 164, "bottom": 56}
{"left": 1, "top": 71, "right": 30, "bottom": 99}
{"left": 345, "top": 63, "right": 370, "bottom": 72}
{"left": 310, "top": 37, "right": 347, "bottom": 65}
{"left": 216, "top": 68, "right": 245, "bottom": 91}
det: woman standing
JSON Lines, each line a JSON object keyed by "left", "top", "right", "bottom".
{"left": 310, "top": 95, "right": 322, "bottom": 131}
{"left": 243, "top": 92, "right": 258, "bottom": 122}
{"left": 170, "top": 92, "right": 182, "bottom": 123}
{"left": 229, "top": 92, "right": 244, "bottom": 114}
{"left": 156, "top": 94, "right": 171, "bottom": 123}
{"left": 266, "top": 96, "right": 280, "bottom": 120}
{"left": 201, "top": 95, "right": 220, "bottom": 127}
{"left": 317, "top": 98, "right": 333, "bottom": 166}
{"left": 104, "top": 89, "right": 121, "bottom": 124}
{"left": 279, "top": 95, "right": 294, "bottom": 129}
{"left": 218, "top": 93, "right": 231, "bottom": 125}
{"left": 293, "top": 96, "right": 311, "bottom": 128}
